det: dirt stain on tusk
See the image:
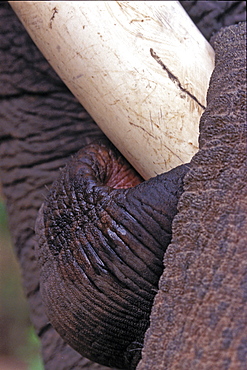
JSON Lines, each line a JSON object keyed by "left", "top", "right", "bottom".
{"left": 49, "top": 7, "right": 58, "bottom": 29}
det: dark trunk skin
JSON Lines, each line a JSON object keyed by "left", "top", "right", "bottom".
{"left": 0, "top": 1, "right": 246, "bottom": 369}
{"left": 35, "top": 139, "right": 189, "bottom": 369}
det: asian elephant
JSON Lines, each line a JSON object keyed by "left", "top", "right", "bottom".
{"left": 0, "top": 1, "right": 246, "bottom": 370}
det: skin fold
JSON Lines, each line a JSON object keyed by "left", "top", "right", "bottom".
{"left": 0, "top": 1, "right": 246, "bottom": 370}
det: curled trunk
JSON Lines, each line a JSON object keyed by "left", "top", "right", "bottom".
{"left": 36, "top": 140, "right": 189, "bottom": 369}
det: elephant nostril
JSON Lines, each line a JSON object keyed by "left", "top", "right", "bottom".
{"left": 35, "top": 138, "right": 189, "bottom": 369}
{"left": 75, "top": 139, "right": 144, "bottom": 190}
{"left": 104, "top": 161, "right": 143, "bottom": 189}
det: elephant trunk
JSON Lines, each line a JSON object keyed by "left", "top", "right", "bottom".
{"left": 35, "top": 139, "right": 189, "bottom": 369}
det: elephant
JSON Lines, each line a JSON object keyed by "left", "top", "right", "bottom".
{"left": 0, "top": 1, "right": 246, "bottom": 370}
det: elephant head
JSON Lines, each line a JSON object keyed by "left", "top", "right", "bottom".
{"left": 0, "top": 1, "right": 246, "bottom": 370}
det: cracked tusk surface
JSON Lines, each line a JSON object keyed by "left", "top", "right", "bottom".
{"left": 9, "top": 1, "right": 215, "bottom": 179}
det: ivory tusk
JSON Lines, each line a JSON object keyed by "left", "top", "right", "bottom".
{"left": 9, "top": 1, "right": 215, "bottom": 180}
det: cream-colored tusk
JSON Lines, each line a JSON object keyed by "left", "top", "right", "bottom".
{"left": 9, "top": 1, "right": 215, "bottom": 180}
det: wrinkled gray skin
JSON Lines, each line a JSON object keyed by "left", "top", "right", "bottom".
{"left": 0, "top": 1, "right": 246, "bottom": 370}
